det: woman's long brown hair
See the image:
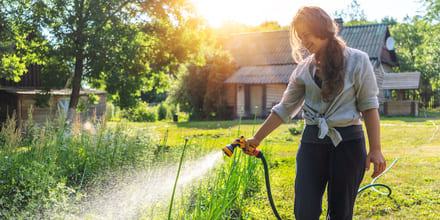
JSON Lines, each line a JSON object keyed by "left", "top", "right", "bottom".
{"left": 290, "top": 6, "right": 346, "bottom": 102}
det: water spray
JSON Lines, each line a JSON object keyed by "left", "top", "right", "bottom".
{"left": 222, "top": 136, "right": 282, "bottom": 220}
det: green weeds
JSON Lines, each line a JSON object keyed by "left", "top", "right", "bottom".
{"left": 0, "top": 114, "right": 172, "bottom": 218}
{"left": 2, "top": 112, "right": 439, "bottom": 219}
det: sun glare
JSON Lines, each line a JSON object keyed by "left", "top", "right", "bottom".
{"left": 191, "top": 0, "right": 424, "bottom": 29}
{"left": 192, "top": 0, "right": 268, "bottom": 28}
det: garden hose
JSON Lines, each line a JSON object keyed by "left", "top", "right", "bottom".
{"left": 357, "top": 106, "right": 439, "bottom": 196}
{"left": 260, "top": 153, "right": 282, "bottom": 220}
{"left": 223, "top": 137, "right": 282, "bottom": 220}
{"left": 224, "top": 107, "right": 438, "bottom": 219}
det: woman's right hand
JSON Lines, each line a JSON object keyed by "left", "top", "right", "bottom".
{"left": 242, "top": 136, "right": 261, "bottom": 156}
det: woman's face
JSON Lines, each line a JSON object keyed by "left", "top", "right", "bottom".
{"left": 295, "top": 24, "right": 329, "bottom": 55}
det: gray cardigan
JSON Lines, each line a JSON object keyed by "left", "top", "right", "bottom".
{"left": 272, "top": 47, "right": 379, "bottom": 146}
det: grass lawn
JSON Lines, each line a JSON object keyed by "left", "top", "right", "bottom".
{"left": 142, "top": 113, "right": 440, "bottom": 219}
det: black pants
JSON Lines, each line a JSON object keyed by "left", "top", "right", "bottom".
{"left": 294, "top": 137, "right": 367, "bottom": 220}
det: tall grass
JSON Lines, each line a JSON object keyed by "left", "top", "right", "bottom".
{"left": 0, "top": 112, "right": 184, "bottom": 219}
{"left": 1, "top": 109, "right": 271, "bottom": 219}
{"left": 163, "top": 109, "right": 267, "bottom": 219}
{"left": 163, "top": 151, "right": 262, "bottom": 219}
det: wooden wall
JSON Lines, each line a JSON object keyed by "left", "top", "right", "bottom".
{"left": 231, "top": 83, "right": 286, "bottom": 118}
{"left": 375, "top": 63, "right": 393, "bottom": 114}
{"left": 266, "top": 84, "right": 286, "bottom": 113}
{"left": 384, "top": 100, "right": 419, "bottom": 117}
{"left": 249, "top": 85, "right": 263, "bottom": 117}
{"left": 0, "top": 64, "right": 44, "bottom": 87}
{"left": 224, "top": 84, "right": 237, "bottom": 118}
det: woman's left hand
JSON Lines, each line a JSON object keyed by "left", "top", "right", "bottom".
{"left": 365, "top": 150, "right": 386, "bottom": 178}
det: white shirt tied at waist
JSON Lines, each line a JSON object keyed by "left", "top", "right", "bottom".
{"left": 270, "top": 47, "right": 379, "bottom": 146}
{"left": 303, "top": 111, "right": 343, "bottom": 146}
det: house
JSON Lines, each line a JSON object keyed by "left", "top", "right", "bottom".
{"left": 223, "top": 22, "right": 400, "bottom": 119}
{"left": 0, "top": 63, "right": 107, "bottom": 125}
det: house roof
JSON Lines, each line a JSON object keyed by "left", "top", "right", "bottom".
{"left": 340, "top": 24, "right": 386, "bottom": 60}
{"left": 223, "top": 30, "right": 294, "bottom": 66}
{"left": 224, "top": 64, "right": 297, "bottom": 84}
{"left": 381, "top": 72, "right": 421, "bottom": 90}
{"left": 223, "top": 23, "right": 399, "bottom": 84}
{"left": 223, "top": 23, "right": 397, "bottom": 68}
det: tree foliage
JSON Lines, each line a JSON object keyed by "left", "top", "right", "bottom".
{"left": 425, "top": 0, "right": 440, "bottom": 22}
{"left": 0, "top": 2, "right": 48, "bottom": 82}
{"left": 2, "top": 0, "right": 205, "bottom": 112}
{"left": 170, "top": 49, "right": 236, "bottom": 120}
{"left": 332, "top": 0, "right": 375, "bottom": 25}
{"left": 389, "top": 15, "right": 440, "bottom": 104}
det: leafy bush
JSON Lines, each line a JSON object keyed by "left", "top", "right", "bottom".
{"left": 169, "top": 49, "right": 236, "bottom": 121}
{"left": 157, "top": 103, "right": 169, "bottom": 121}
{"left": 125, "top": 102, "right": 157, "bottom": 122}
{"left": 288, "top": 120, "right": 304, "bottom": 136}
{"left": 169, "top": 103, "right": 179, "bottom": 116}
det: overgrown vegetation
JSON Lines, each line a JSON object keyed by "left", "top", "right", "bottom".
{"left": 106, "top": 102, "right": 185, "bottom": 122}
{"left": 1, "top": 109, "right": 440, "bottom": 219}
{"left": 0, "top": 113, "right": 193, "bottom": 218}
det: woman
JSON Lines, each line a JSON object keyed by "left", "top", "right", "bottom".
{"left": 243, "top": 6, "right": 386, "bottom": 219}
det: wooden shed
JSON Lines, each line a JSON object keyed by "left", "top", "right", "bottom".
{"left": 223, "top": 22, "right": 399, "bottom": 119}
{"left": 0, "top": 63, "right": 107, "bottom": 125}
{"left": 382, "top": 72, "right": 421, "bottom": 116}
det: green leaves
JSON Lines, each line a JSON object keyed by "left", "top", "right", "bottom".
{"left": 0, "top": 23, "right": 48, "bottom": 81}
{"left": 425, "top": 0, "right": 440, "bottom": 22}
{"left": 3, "top": 0, "right": 205, "bottom": 111}
{"left": 389, "top": 16, "right": 440, "bottom": 104}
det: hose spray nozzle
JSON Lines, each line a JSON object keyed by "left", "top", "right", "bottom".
{"left": 222, "top": 136, "right": 262, "bottom": 158}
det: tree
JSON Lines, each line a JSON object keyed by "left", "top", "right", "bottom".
{"left": 3, "top": 0, "right": 204, "bottom": 116}
{"left": 170, "top": 48, "right": 236, "bottom": 120}
{"left": 389, "top": 16, "right": 440, "bottom": 105}
{"left": 333, "top": 0, "right": 374, "bottom": 25}
{"left": 381, "top": 16, "right": 398, "bottom": 26}
{"left": 425, "top": 0, "right": 440, "bottom": 22}
{"left": 140, "top": 87, "right": 167, "bottom": 104}
{"left": 0, "top": 2, "right": 48, "bottom": 83}
{"left": 250, "top": 20, "right": 283, "bottom": 32}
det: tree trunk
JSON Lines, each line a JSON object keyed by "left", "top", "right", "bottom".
{"left": 68, "top": 0, "right": 85, "bottom": 120}
{"left": 68, "top": 52, "right": 84, "bottom": 120}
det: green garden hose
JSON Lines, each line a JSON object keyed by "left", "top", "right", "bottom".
{"left": 357, "top": 107, "right": 438, "bottom": 196}
{"left": 259, "top": 153, "right": 282, "bottom": 220}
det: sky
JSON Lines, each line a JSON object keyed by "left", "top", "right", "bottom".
{"left": 191, "top": 0, "right": 427, "bottom": 27}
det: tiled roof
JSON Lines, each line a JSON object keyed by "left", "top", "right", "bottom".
{"left": 224, "top": 23, "right": 398, "bottom": 84}
{"left": 224, "top": 30, "right": 294, "bottom": 66}
{"left": 224, "top": 24, "right": 397, "bottom": 68}
{"left": 382, "top": 72, "right": 421, "bottom": 90}
{"left": 224, "top": 64, "right": 296, "bottom": 84}
{"left": 340, "top": 24, "right": 388, "bottom": 59}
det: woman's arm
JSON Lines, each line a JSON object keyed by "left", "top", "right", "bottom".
{"left": 243, "top": 112, "right": 284, "bottom": 155}
{"left": 362, "top": 108, "right": 386, "bottom": 178}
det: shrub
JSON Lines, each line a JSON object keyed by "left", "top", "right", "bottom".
{"left": 157, "top": 103, "right": 169, "bottom": 121}
{"left": 288, "top": 120, "right": 304, "bottom": 136}
{"left": 125, "top": 102, "right": 157, "bottom": 122}
{"left": 169, "top": 104, "right": 179, "bottom": 116}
